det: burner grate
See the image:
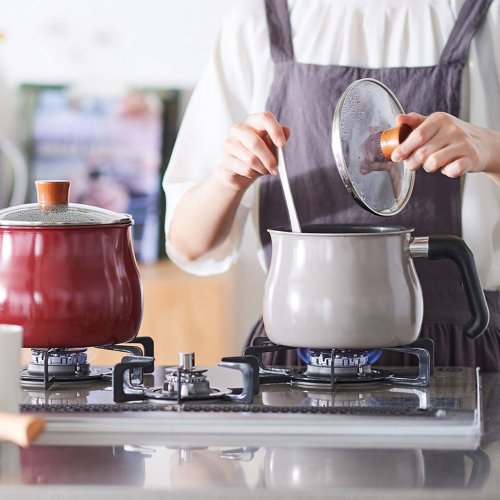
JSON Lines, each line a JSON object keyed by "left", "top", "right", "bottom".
{"left": 245, "top": 337, "right": 434, "bottom": 388}
{"left": 20, "top": 366, "right": 109, "bottom": 388}
{"left": 290, "top": 368, "right": 390, "bottom": 388}
{"left": 21, "top": 337, "right": 155, "bottom": 390}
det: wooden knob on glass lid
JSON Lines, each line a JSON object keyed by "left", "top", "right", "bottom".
{"left": 379, "top": 124, "right": 413, "bottom": 161}
{"left": 36, "top": 180, "right": 71, "bottom": 207}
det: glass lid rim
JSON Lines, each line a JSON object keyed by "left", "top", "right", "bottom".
{"left": 331, "top": 77, "right": 415, "bottom": 216}
{"left": 0, "top": 202, "right": 133, "bottom": 226}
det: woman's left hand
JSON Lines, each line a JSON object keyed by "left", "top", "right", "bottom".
{"left": 391, "top": 112, "right": 500, "bottom": 180}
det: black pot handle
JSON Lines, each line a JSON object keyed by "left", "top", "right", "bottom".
{"left": 411, "top": 235, "right": 489, "bottom": 340}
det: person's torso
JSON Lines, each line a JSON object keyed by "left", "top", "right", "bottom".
{"left": 258, "top": 0, "right": 493, "bottom": 307}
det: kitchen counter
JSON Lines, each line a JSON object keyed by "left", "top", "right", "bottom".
{"left": 1, "top": 373, "right": 500, "bottom": 499}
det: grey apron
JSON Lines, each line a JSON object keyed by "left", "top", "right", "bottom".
{"left": 247, "top": 0, "right": 500, "bottom": 371}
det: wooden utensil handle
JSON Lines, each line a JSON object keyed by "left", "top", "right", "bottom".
{"left": 0, "top": 412, "right": 45, "bottom": 447}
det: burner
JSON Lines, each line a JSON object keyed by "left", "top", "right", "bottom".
{"left": 159, "top": 353, "right": 231, "bottom": 401}
{"left": 306, "top": 350, "right": 371, "bottom": 376}
{"left": 28, "top": 349, "right": 91, "bottom": 376}
{"left": 163, "top": 369, "right": 216, "bottom": 398}
{"left": 290, "top": 349, "right": 387, "bottom": 388}
{"left": 113, "top": 353, "right": 258, "bottom": 404}
{"left": 21, "top": 349, "right": 109, "bottom": 388}
{"left": 244, "top": 337, "right": 434, "bottom": 388}
{"left": 20, "top": 337, "right": 155, "bottom": 390}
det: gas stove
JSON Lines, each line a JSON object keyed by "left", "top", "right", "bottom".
{"left": 19, "top": 336, "right": 481, "bottom": 450}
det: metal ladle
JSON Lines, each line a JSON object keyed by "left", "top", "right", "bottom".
{"left": 277, "top": 148, "right": 301, "bottom": 233}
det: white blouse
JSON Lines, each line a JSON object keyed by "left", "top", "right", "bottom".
{"left": 163, "top": 0, "right": 500, "bottom": 291}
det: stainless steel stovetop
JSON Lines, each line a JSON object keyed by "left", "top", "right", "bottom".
{"left": 20, "top": 362, "right": 481, "bottom": 450}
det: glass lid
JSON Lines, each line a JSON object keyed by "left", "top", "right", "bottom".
{"left": 0, "top": 180, "right": 132, "bottom": 226}
{"left": 331, "top": 78, "right": 415, "bottom": 216}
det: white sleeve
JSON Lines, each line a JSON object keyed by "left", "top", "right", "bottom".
{"left": 163, "top": 1, "right": 269, "bottom": 276}
{"left": 461, "top": 0, "right": 500, "bottom": 291}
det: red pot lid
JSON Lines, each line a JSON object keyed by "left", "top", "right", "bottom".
{"left": 0, "top": 180, "right": 132, "bottom": 226}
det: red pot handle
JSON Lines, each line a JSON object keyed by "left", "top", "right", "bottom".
{"left": 35, "top": 180, "right": 71, "bottom": 207}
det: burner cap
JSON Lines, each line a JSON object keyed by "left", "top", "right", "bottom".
{"left": 21, "top": 348, "right": 110, "bottom": 387}
{"left": 28, "top": 349, "right": 90, "bottom": 376}
{"left": 308, "top": 350, "right": 370, "bottom": 368}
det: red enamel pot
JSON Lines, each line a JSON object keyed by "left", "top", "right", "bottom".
{"left": 0, "top": 180, "right": 143, "bottom": 348}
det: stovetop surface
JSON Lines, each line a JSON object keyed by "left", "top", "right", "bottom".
{"left": 16, "top": 364, "right": 481, "bottom": 451}
{"left": 3, "top": 368, "right": 497, "bottom": 497}
{"left": 20, "top": 365, "right": 477, "bottom": 412}
{"left": 6, "top": 366, "right": 498, "bottom": 497}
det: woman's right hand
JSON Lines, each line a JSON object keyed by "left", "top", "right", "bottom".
{"left": 216, "top": 111, "right": 290, "bottom": 191}
{"left": 169, "top": 112, "right": 289, "bottom": 261}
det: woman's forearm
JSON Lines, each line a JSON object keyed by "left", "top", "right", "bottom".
{"left": 168, "top": 112, "right": 289, "bottom": 262}
{"left": 168, "top": 170, "right": 247, "bottom": 262}
{"left": 483, "top": 128, "right": 500, "bottom": 184}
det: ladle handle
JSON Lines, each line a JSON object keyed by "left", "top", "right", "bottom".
{"left": 277, "top": 148, "right": 301, "bottom": 233}
{"left": 35, "top": 180, "right": 71, "bottom": 207}
{"left": 0, "top": 412, "right": 46, "bottom": 447}
{"left": 380, "top": 124, "right": 413, "bottom": 161}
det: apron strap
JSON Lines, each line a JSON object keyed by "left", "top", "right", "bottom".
{"left": 265, "top": 0, "right": 294, "bottom": 63}
{"left": 440, "top": 0, "right": 494, "bottom": 65}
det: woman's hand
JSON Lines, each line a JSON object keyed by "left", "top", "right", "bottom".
{"left": 391, "top": 112, "right": 500, "bottom": 181}
{"left": 216, "top": 112, "right": 290, "bottom": 191}
{"left": 169, "top": 112, "right": 289, "bottom": 261}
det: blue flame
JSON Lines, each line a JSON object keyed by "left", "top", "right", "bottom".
{"left": 298, "top": 348, "right": 310, "bottom": 364}
{"left": 367, "top": 349, "right": 383, "bottom": 364}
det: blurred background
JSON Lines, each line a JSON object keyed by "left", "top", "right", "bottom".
{"left": 0, "top": 0, "right": 265, "bottom": 365}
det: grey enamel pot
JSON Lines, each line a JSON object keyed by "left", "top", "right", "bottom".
{"left": 263, "top": 224, "right": 489, "bottom": 349}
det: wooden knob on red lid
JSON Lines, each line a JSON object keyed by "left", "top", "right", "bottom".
{"left": 379, "top": 124, "right": 412, "bottom": 161}
{"left": 35, "top": 180, "right": 71, "bottom": 207}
